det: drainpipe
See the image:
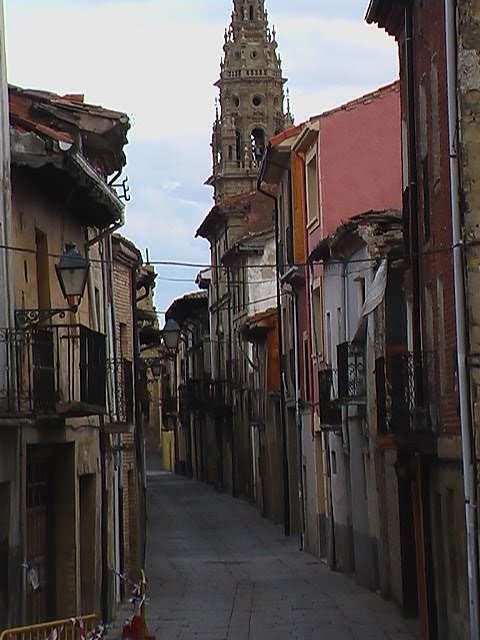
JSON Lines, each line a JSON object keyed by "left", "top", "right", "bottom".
{"left": 405, "top": 5, "right": 424, "bottom": 405}
{"left": 131, "top": 257, "right": 147, "bottom": 569}
{"left": 445, "top": 2, "right": 480, "bottom": 636}
{"left": 84, "top": 214, "right": 124, "bottom": 619}
{"left": 0, "top": 4, "right": 21, "bottom": 624}
{"left": 0, "top": 0, "right": 13, "bottom": 332}
{"left": 309, "top": 260, "right": 335, "bottom": 564}
{"left": 106, "top": 234, "right": 122, "bottom": 604}
{"left": 293, "top": 292, "right": 306, "bottom": 550}
{"left": 225, "top": 245, "right": 237, "bottom": 497}
{"left": 258, "top": 180, "right": 290, "bottom": 536}
{"left": 340, "top": 261, "right": 350, "bottom": 451}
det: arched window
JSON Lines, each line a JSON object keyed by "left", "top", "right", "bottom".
{"left": 249, "top": 4, "right": 254, "bottom": 20}
{"left": 236, "top": 130, "right": 242, "bottom": 161}
{"left": 251, "top": 128, "right": 265, "bottom": 164}
{"left": 228, "top": 146, "right": 233, "bottom": 160}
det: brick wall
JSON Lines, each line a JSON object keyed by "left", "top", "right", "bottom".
{"left": 112, "top": 255, "right": 140, "bottom": 580}
{"left": 402, "top": 2, "right": 460, "bottom": 435}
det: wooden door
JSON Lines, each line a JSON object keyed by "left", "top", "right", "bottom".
{"left": 25, "top": 458, "right": 54, "bottom": 623}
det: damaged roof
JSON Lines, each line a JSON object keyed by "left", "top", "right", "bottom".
{"left": 9, "top": 85, "right": 130, "bottom": 228}
{"left": 196, "top": 189, "right": 275, "bottom": 241}
{"left": 9, "top": 85, "right": 129, "bottom": 175}
{"left": 166, "top": 291, "right": 208, "bottom": 326}
{"left": 221, "top": 227, "right": 274, "bottom": 266}
{"left": 309, "top": 209, "right": 403, "bottom": 263}
{"left": 365, "top": 1, "right": 406, "bottom": 37}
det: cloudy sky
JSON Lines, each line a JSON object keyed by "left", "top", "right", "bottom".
{"left": 4, "top": 0, "right": 398, "bottom": 319}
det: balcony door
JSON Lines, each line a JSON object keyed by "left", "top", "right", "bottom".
{"left": 32, "top": 328, "right": 55, "bottom": 412}
{"left": 35, "top": 229, "right": 51, "bottom": 311}
{"left": 33, "top": 229, "right": 55, "bottom": 412}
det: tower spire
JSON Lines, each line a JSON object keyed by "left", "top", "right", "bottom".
{"left": 206, "top": 0, "right": 289, "bottom": 204}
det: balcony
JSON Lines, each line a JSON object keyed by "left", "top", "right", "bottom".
{"left": 376, "top": 350, "right": 434, "bottom": 435}
{"left": 336, "top": 342, "right": 366, "bottom": 404}
{"left": 0, "top": 324, "right": 106, "bottom": 419}
{"left": 207, "top": 379, "right": 232, "bottom": 415}
{"left": 186, "top": 378, "right": 210, "bottom": 410}
{"left": 248, "top": 388, "right": 263, "bottom": 426}
{"left": 319, "top": 368, "right": 342, "bottom": 426}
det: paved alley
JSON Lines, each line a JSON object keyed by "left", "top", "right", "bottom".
{"left": 143, "top": 461, "right": 418, "bottom": 640}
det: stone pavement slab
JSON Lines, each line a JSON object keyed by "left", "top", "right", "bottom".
{"left": 112, "top": 456, "right": 419, "bottom": 640}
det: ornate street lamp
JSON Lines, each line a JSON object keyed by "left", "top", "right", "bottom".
{"left": 143, "top": 357, "right": 162, "bottom": 379}
{"left": 15, "top": 242, "right": 90, "bottom": 327}
{"left": 162, "top": 318, "right": 181, "bottom": 352}
{"left": 55, "top": 243, "right": 90, "bottom": 311}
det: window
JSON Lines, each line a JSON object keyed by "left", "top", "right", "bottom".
{"left": 419, "top": 76, "right": 431, "bottom": 241}
{"left": 120, "top": 322, "right": 128, "bottom": 358}
{"left": 311, "top": 282, "right": 323, "bottom": 361}
{"left": 251, "top": 128, "right": 265, "bottom": 164}
{"left": 402, "top": 115, "right": 411, "bottom": 262}
{"left": 431, "top": 55, "right": 441, "bottom": 185}
{"left": 423, "top": 155, "right": 431, "bottom": 241}
{"left": 401, "top": 116, "right": 409, "bottom": 192}
{"left": 356, "top": 276, "right": 366, "bottom": 316}
{"left": 437, "top": 277, "right": 446, "bottom": 396}
{"left": 326, "top": 311, "right": 332, "bottom": 365}
{"left": 35, "top": 229, "right": 51, "bottom": 310}
{"left": 406, "top": 297, "right": 413, "bottom": 351}
{"left": 305, "top": 147, "right": 319, "bottom": 227}
{"left": 303, "top": 332, "right": 310, "bottom": 402}
{"left": 337, "top": 306, "right": 343, "bottom": 345}
{"left": 331, "top": 450, "right": 337, "bottom": 475}
{"left": 419, "top": 75, "right": 428, "bottom": 160}
{"left": 425, "top": 285, "right": 436, "bottom": 422}
{"left": 236, "top": 130, "right": 242, "bottom": 161}
{"left": 95, "top": 287, "right": 101, "bottom": 325}
{"left": 231, "top": 270, "right": 236, "bottom": 314}
{"left": 242, "top": 265, "right": 247, "bottom": 308}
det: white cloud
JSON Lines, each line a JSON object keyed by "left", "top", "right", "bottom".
{"left": 161, "top": 180, "right": 181, "bottom": 193}
{"left": 5, "top": 1, "right": 226, "bottom": 141}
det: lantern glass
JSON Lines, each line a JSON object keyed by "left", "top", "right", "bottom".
{"left": 151, "top": 362, "right": 162, "bottom": 378}
{"left": 55, "top": 243, "right": 90, "bottom": 301}
{"left": 162, "top": 318, "right": 181, "bottom": 351}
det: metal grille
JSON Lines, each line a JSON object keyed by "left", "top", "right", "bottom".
{"left": 0, "top": 615, "right": 97, "bottom": 640}
{"left": 0, "top": 324, "right": 106, "bottom": 418}
{"left": 336, "top": 342, "right": 366, "bottom": 402}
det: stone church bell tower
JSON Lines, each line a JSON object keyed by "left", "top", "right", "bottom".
{"left": 206, "top": 0, "right": 293, "bottom": 204}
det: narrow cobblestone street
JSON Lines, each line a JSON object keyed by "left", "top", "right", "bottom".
{"left": 141, "top": 456, "right": 418, "bottom": 640}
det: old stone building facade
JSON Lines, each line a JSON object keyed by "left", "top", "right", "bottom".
{"left": 367, "top": 1, "right": 480, "bottom": 637}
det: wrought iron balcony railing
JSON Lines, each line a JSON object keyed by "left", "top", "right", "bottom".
{"left": 206, "top": 379, "right": 232, "bottom": 414}
{"left": 376, "top": 350, "right": 434, "bottom": 434}
{"left": 186, "top": 378, "right": 210, "bottom": 410}
{"left": 107, "top": 357, "right": 134, "bottom": 423}
{"left": 336, "top": 342, "right": 366, "bottom": 403}
{"left": 0, "top": 324, "right": 106, "bottom": 418}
